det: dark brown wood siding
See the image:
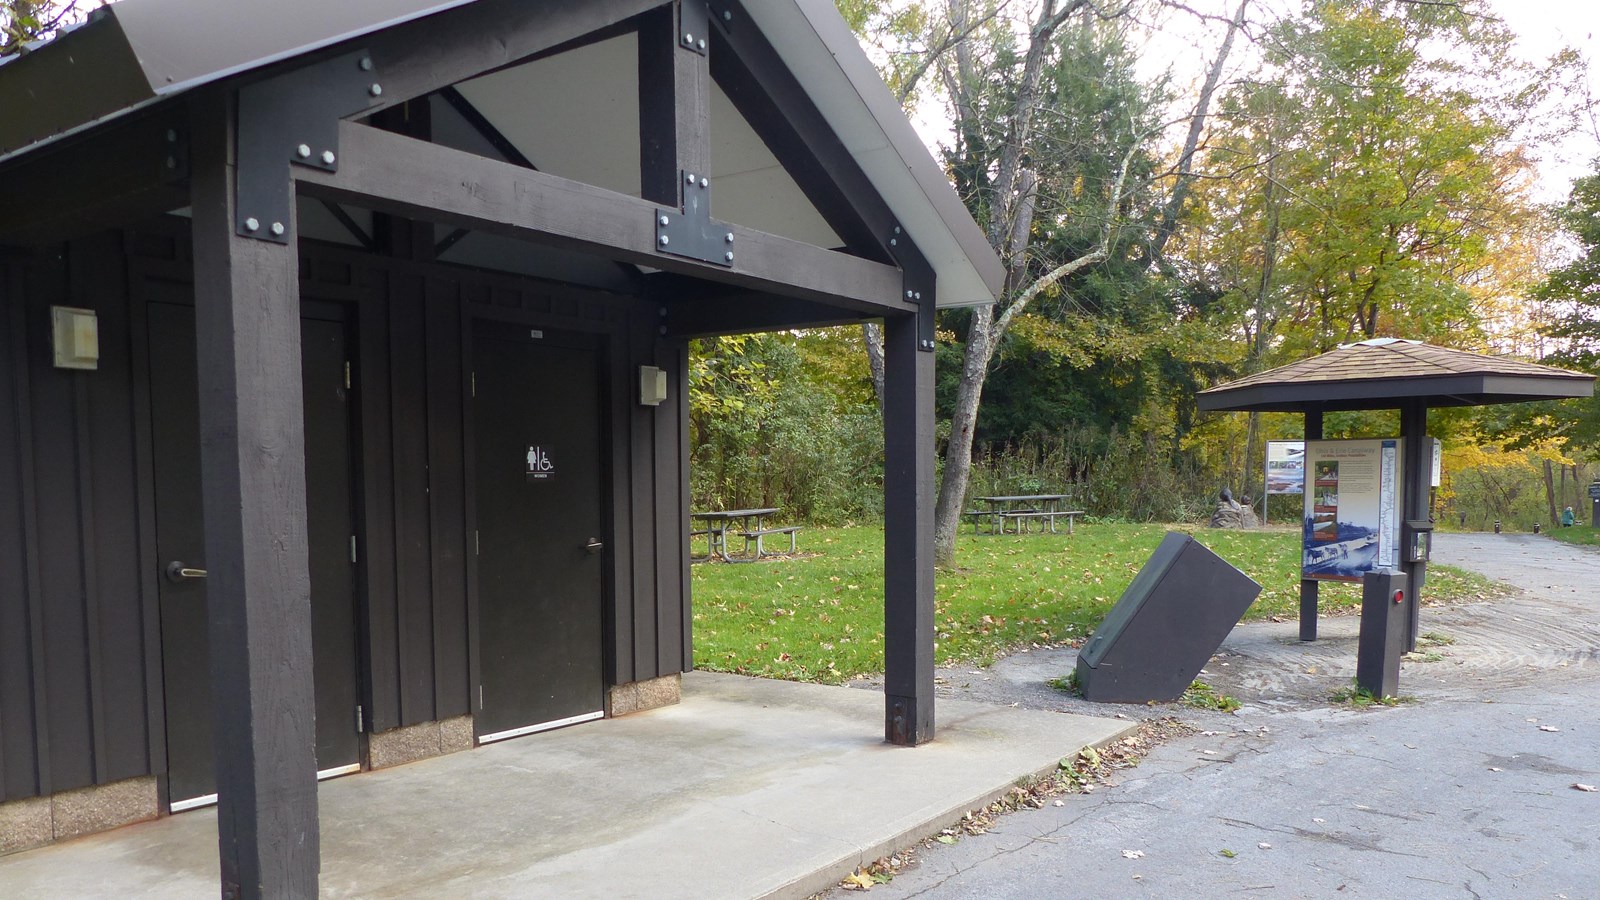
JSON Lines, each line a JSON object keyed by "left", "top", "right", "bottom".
{"left": 0, "top": 221, "right": 693, "bottom": 801}
{"left": 0, "top": 237, "right": 160, "bottom": 803}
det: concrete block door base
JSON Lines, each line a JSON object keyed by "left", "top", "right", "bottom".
{"left": 367, "top": 715, "right": 475, "bottom": 770}
{"left": 0, "top": 776, "right": 158, "bottom": 856}
{"left": 607, "top": 673, "right": 682, "bottom": 717}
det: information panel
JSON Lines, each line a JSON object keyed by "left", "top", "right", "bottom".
{"left": 1265, "top": 441, "right": 1305, "bottom": 495}
{"left": 1303, "top": 439, "right": 1404, "bottom": 582}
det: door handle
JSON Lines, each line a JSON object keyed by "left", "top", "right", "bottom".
{"left": 165, "top": 561, "right": 208, "bottom": 582}
{"left": 585, "top": 539, "right": 604, "bottom": 554}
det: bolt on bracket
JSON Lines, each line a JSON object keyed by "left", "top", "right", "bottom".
{"left": 236, "top": 49, "right": 383, "bottom": 243}
{"left": 884, "top": 225, "right": 937, "bottom": 352}
{"left": 655, "top": 171, "right": 734, "bottom": 267}
{"left": 680, "top": 0, "right": 709, "bottom": 55}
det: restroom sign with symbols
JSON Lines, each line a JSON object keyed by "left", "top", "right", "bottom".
{"left": 526, "top": 445, "right": 554, "bottom": 481}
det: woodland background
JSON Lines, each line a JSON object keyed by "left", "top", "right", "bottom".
{"left": 9, "top": 0, "right": 1600, "bottom": 542}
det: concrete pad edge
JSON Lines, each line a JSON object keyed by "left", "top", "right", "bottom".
{"left": 758, "top": 721, "right": 1141, "bottom": 900}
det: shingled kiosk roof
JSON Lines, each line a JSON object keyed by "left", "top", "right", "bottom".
{"left": 1196, "top": 338, "right": 1595, "bottom": 413}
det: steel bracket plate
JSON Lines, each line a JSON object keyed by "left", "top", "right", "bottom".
{"left": 885, "top": 225, "right": 937, "bottom": 352}
{"left": 679, "top": 0, "right": 709, "bottom": 55}
{"left": 236, "top": 49, "right": 382, "bottom": 243}
{"left": 655, "top": 171, "right": 733, "bottom": 267}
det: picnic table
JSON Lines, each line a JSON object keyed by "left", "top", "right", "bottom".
{"left": 689, "top": 508, "right": 799, "bottom": 562}
{"left": 965, "top": 494, "right": 1084, "bottom": 535}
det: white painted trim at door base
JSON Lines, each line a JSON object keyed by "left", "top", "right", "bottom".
{"left": 478, "top": 709, "right": 603, "bottom": 745}
{"left": 168, "top": 762, "right": 365, "bottom": 813}
{"left": 169, "top": 793, "right": 217, "bottom": 813}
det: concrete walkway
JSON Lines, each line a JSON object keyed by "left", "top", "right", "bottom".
{"left": 0, "top": 672, "right": 1131, "bottom": 899}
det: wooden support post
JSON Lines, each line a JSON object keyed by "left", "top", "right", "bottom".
{"left": 882, "top": 311, "right": 935, "bottom": 745}
{"left": 189, "top": 97, "right": 320, "bottom": 898}
{"left": 1299, "top": 406, "right": 1323, "bottom": 642}
{"left": 1400, "top": 402, "right": 1430, "bottom": 653}
{"left": 638, "top": 1, "right": 711, "bottom": 205}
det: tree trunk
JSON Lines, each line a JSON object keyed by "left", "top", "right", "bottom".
{"left": 863, "top": 321, "right": 886, "bottom": 415}
{"left": 1150, "top": 0, "right": 1249, "bottom": 269}
{"left": 1543, "top": 458, "right": 1559, "bottom": 528}
{"left": 932, "top": 304, "right": 995, "bottom": 565}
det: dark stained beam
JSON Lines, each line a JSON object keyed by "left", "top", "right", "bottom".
{"left": 882, "top": 306, "right": 936, "bottom": 746}
{"left": 319, "top": 200, "right": 377, "bottom": 251}
{"left": 638, "top": 2, "right": 711, "bottom": 206}
{"left": 437, "top": 87, "right": 537, "bottom": 170}
{"left": 710, "top": 1, "right": 903, "bottom": 268}
{"left": 662, "top": 286, "right": 867, "bottom": 338}
{"left": 188, "top": 96, "right": 320, "bottom": 898}
{"left": 0, "top": 110, "right": 188, "bottom": 247}
{"left": 296, "top": 121, "right": 904, "bottom": 312}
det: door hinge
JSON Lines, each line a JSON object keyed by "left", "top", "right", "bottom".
{"left": 350, "top": 535, "right": 358, "bottom": 564}
{"left": 356, "top": 704, "right": 364, "bottom": 732}
{"left": 478, "top": 684, "right": 484, "bottom": 709}
{"left": 344, "top": 361, "right": 352, "bottom": 390}
{"left": 471, "top": 371, "right": 477, "bottom": 398}
{"left": 474, "top": 530, "right": 480, "bottom": 556}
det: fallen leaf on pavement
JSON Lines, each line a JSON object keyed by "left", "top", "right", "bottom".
{"left": 1219, "top": 849, "right": 1236, "bottom": 858}
{"left": 843, "top": 869, "right": 876, "bottom": 890}
{"left": 1258, "top": 842, "right": 1273, "bottom": 850}
{"left": 1575, "top": 784, "right": 1597, "bottom": 792}
{"left": 1122, "top": 850, "right": 1145, "bottom": 859}
{"left": 1539, "top": 725, "right": 1561, "bottom": 732}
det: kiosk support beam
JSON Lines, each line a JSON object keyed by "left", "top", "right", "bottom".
{"left": 1299, "top": 406, "right": 1323, "bottom": 642}
{"left": 1400, "top": 402, "right": 1430, "bottom": 652}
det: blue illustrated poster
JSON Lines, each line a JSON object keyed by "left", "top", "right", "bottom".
{"left": 1302, "top": 439, "right": 1403, "bottom": 582}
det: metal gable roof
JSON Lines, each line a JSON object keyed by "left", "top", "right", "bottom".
{"left": 0, "top": 0, "right": 1003, "bottom": 307}
{"left": 1197, "top": 339, "right": 1595, "bottom": 413}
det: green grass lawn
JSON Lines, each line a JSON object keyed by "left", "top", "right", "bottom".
{"left": 691, "top": 522, "right": 1509, "bottom": 684}
{"left": 1544, "top": 526, "right": 1600, "bottom": 548}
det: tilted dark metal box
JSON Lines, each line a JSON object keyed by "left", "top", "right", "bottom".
{"left": 1076, "top": 532, "right": 1261, "bottom": 703}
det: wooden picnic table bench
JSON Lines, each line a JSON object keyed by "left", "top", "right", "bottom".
{"left": 970, "top": 495, "right": 1084, "bottom": 535}
{"left": 735, "top": 525, "right": 800, "bottom": 557}
{"left": 690, "top": 508, "right": 799, "bottom": 562}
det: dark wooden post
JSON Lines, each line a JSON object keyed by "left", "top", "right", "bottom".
{"left": 1299, "top": 406, "right": 1323, "bottom": 641}
{"left": 639, "top": 1, "right": 711, "bottom": 205}
{"left": 1400, "top": 402, "right": 1430, "bottom": 652}
{"left": 189, "top": 96, "right": 320, "bottom": 898}
{"left": 883, "top": 311, "right": 935, "bottom": 745}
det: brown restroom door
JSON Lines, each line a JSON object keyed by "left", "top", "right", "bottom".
{"left": 472, "top": 323, "right": 606, "bottom": 742}
{"left": 149, "top": 301, "right": 362, "bottom": 807}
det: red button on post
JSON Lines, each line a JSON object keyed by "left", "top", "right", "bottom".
{"left": 1392, "top": 590, "right": 1404, "bottom": 605}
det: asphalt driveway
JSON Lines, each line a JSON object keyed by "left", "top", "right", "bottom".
{"left": 832, "top": 533, "right": 1600, "bottom": 899}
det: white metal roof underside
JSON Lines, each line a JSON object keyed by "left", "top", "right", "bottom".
{"left": 448, "top": 32, "right": 844, "bottom": 252}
